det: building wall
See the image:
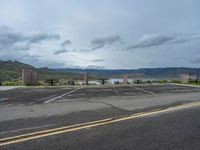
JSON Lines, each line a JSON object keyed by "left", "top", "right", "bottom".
{"left": 22, "top": 69, "right": 38, "bottom": 86}
{"left": 123, "top": 74, "right": 128, "bottom": 84}
{"left": 180, "top": 74, "right": 197, "bottom": 83}
{"left": 31, "top": 71, "right": 38, "bottom": 85}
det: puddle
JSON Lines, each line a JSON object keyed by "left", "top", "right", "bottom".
{"left": 0, "top": 98, "right": 8, "bottom": 102}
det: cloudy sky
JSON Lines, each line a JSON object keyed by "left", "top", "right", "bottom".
{"left": 0, "top": 0, "right": 200, "bottom": 69}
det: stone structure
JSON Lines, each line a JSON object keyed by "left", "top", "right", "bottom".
{"left": 180, "top": 73, "right": 197, "bottom": 83}
{"left": 22, "top": 68, "right": 38, "bottom": 86}
{"left": 123, "top": 74, "right": 128, "bottom": 84}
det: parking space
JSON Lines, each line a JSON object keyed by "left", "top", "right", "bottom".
{"left": 0, "top": 84, "right": 200, "bottom": 104}
{"left": 65, "top": 86, "right": 148, "bottom": 99}
{"left": 63, "top": 84, "right": 200, "bottom": 100}
{"left": 134, "top": 84, "right": 200, "bottom": 94}
{"left": 0, "top": 87, "right": 75, "bottom": 104}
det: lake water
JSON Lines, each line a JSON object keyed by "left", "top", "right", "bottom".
{"left": 89, "top": 78, "right": 135, "bottom": 85}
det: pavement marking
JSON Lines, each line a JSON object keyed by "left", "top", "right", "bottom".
{"left": 0, "top": 86, "right": 20, "bottom": 91}
{"left": 44, "top": 87, "right": 83, "bottom": 103}
{"left": 130, "top": 86, "right": 156, "bottom": 95}
{"left": 1, "top": 101, "right": 200, "bottom": 146}
{"left": 169, "top": 83, "right": 200, "bottom": 88}
{"left": 87, "top": 89, "right": 113, "bottom": 92}
{"left": 0, "top": 118, "right": 112, "bottom": 144}
{"left": 68, "top": 93, "right": 86, "bottom": 96}
{"left": 0, "top": 124, "right": 55, "bottom": 135}
{"left": 124, "top": 92, "right": 135, "bottom": 95}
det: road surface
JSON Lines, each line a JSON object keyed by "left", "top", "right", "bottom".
{"left": 0, "top": 84, "right": 200, "bottom": 150}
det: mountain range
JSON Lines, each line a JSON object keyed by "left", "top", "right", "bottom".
{"left": 0, "top": 60, "right": 200, "bottom": 81}
{"left": 0, "top": 60, "right": 82, "bottom": 81}
{"left": 54, "top": 68, "right": 200, "bottom": 80}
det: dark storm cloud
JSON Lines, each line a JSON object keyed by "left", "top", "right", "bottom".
{"left": 127, "top": 33, "right": 200, "bottom": 50}
{"left": 61, "top": 40, "right": 72, "bottom": 47}
{"left": 54, "top": 49, "right": 70, "bottom": 55}
{"left": 0, "top": 25, "right": 60, "bottom": 51}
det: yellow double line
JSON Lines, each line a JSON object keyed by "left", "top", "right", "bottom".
{"left": 1, "top": 101, "right": 200, "bottom": 147}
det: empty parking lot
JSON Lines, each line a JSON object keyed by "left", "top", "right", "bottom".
{"left": 0, "top": 83, "right": 200, "bottom": 150}
{"left": 1, "top": 84, "right": 200, "bottom": 104}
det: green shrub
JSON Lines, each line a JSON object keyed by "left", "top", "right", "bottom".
{"left": 2, "top": 81, "right": 22, "bottom": 86}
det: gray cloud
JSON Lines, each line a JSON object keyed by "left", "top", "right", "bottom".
{"left": 91, "top": 34, "right": 121, "bottom": 50}
{"left": 0, "top": 25, "right": 60, "bottom": 51}
{"left": 127, "top": 33, "right": 200, "bottom": 50}
{"left": 53, "top": 40, "right": 72, "bottom": 55}
{"left": 54, "top": 49, "right": 70, "bottom": 55}
{"left": 60, "top": 35, "right": 122, "bottom": 53}
{"left": 85, "top": 65, "right": 105, "bottom": 69}
{"left": 92, "top": 59, "right": 105, "bottom": 62}
{"left": 42, "top": 61, "right": 66, "bottom": 68}
{"left": 171, "top": 34, "right": 200, "bottom": 44}
{"left": 149, "top": 61, "right": 158, "bottom": 66}
{"left": 25, "top": 32, "right": 60, "bottom": 43}
{"left": 83, "top": 34, "right": 122, "bottom": 52}
{"left": 190, "top": 58, "right": 200, "bottom": 64}
{"left": 61, "top": 40, "right": 72, "bottom": 47}
{"left": 0, "top": 51, "right": 66, "bottom": 68}
{"left": 69, "top": 65, "right": 106, "bottom": 69}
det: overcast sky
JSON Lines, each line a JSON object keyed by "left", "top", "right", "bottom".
{"left": 0, "top": 0, "right": 200, "bottom": 69}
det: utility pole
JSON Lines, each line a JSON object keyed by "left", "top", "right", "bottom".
{"left": 196, "top": 69, "right": 199, "bottom": 84}
{"left": 85, "top": 72, "right": 88, "bottom": 85}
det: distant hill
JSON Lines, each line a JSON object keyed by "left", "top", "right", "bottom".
{"left": 54, "top": 68, "right": 200, "bottom": 80}
{"left": 1, "top": 60, "right": 200, "bottom": 82}
{"left": 0, "top": 60, "right": 82, "bottom": 81}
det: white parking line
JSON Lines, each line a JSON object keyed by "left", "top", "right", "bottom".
{"left": 44, "top": 87, "right": 83, "bottom": 103}
{"left": 169, "top": 83, "right": 200, "bottom": 88}
{"left": 131, "top": 86, "right": 156, "bottom": 95}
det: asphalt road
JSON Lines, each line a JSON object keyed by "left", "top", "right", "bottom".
{"left": 0, "top": 84, "right": 200, "bottom": 150}
{"left": 0, "top": 87, "right": 75, "bottom": 104}
{"left": 1, "top": 84, "right": 200, "bottom": 104}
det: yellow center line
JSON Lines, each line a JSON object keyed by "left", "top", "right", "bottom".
{"left": 1, "top": 101, "right": 200, "bottom": 147}
{"left": 0, "top": 117, "right": 112, "bottom": 142}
